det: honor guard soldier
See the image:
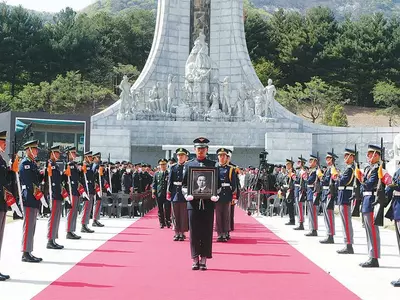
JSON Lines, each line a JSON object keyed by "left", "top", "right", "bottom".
{"left": 355, "top": 145, "right": 382, "bottom": 267}
{"left": 81, "top": 151, "right": 95, "bottom": 233}
{"left": 336, "top": 148, "right": 356, "bottom": 254}
{"left": 64, "top": 146, "right": 83, "bottom": 240}
{"left": 153, "top": 159, "right": 171, "bottom": 228}
{"left": 227, "top": 150, "right": 240, "bottom": 238}
{"left": 283, "top": 159, "right": 296, "bottom": 225}
{"left": 183, "top": 137, "right": 217, "bottom": 271}
{"left": 294, "top": 157, "right": 307, "bottom": 230}
{"left": 167, "top": 148, "right": 189, "bottom": 241}
{"left": 387, "top": 162, "right": 400, "bottom": 286}
{"left": 305, "top": 155, "right": 319, "bottom": 237}
{"left": 319, "top": 152, "right": 338, "bottom": 244}
{"left": 0, "top": 131, "right": 22, "bottom": 279}
{"left": 45, "top": 145, "right": 65, "bottom": 250}
{"left": 20, "top": 140, "right": 47, "bottom": 263}
{"left": 215, "top": 148, "right": 237, "bottom": 242}
{"left": 92, "top": 152, "right": 105, "bottom": 227}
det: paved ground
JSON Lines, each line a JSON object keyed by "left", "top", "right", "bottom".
{"left": 0, "top": 211, "right": 399, "bottom": 299}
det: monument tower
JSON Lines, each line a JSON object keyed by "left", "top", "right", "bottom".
{"left": 91, "top": 0, "right": 398, "bottom": 166}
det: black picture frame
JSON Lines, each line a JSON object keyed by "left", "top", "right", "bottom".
{"left": 188, "top": 166, "right": 217, "bottom": 200}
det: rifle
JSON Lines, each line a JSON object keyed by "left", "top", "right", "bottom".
{"left": 374, "top": 138, "right": 388, "bottom": 226}
{"left": 299, "top": 155, "right": 306, "bottom": 203}
{"left": 351, "top": 144, "right": 362, "bottom": 217}
{"left": 313, "top": 152, "right": 322, "bottom": 206}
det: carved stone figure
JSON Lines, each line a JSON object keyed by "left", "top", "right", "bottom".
{"left": 167, "top": 74, "right": 177, "bottom": 114}
{"left": 254, "top": 89, "right": 264, "bottom": 118}
{"left": 210, "top": 86, "right": 220, "bottom": 111}
{"left": 222, "top": 77, "right": 232, "bottom": 115}
{"left": 117, "top": 75, "right": 132, "bottom": 120}
{"left": 237, "top": 83, "right": 248, "bottom": 119}
{"left": 263, "top": 79, "right": 276, "bottom": 118}
{"left": 148, "top": 83, "right": 161, "bottom": 112}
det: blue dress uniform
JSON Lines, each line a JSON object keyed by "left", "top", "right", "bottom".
{"left": 294, "top": 157, "right": 307, "bottom": 231}
{"left": 305, "top": 154, "right": 319, "bottom": 236}
{"left": 337, "top": 149, "right": 356, "bottom": 254}
{"left": 359, "top": 145, "right": 381, "bottom": 268}
{"left": 387, "top": 166, "right": 400, "bottom": 286}
{"left": 228, "top": 156, "right": 240, "bottom": 234}
{"left": 92, "top": 153, "right": 105, "bottom": 227}
{"left": 152, "top": 159, "right": 171, "bottom": 228}
{"left": 283, "top": 159, "right": 295, "bottom": 225}
{"left": 64, "top": 147, "right": 82, "bottom": 240}
{"left": 320, "top": 152, "right": 337, "bottom": 244}
{"left": 183, "top": 137, "right": 217, "bottom": 270}
{"left": 20, "top": 140, "right": 43, "bottom": 263}
{"left": 45, "top": 145, "right": 65, "bottom": 250}
{"left": 215, "top": 148, "right": 237, "bottom": 242}
{"left": 81, "top": 151, "right": 96, "bottom": 233}
{"left": 168, "top": 148, "right": 189, "bottom": 241}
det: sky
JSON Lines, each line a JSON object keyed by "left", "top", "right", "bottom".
{"left": 4, "top": 0, "right": 96, "bottom": 12}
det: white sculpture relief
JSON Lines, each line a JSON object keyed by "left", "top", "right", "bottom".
{"left": 167, "top": 74, "right": 177, "bottom": 114}
{"left": 254, "top": 89, "right": 264, "bottom": 119}
{"left": 222, "top": 77, "right": 232, "bottom": 115}
{"left": 263, "top": 79, "right": 276, "bottom": 118}
{"left": 117, "top": 75, "right": 133, "bottom": 120}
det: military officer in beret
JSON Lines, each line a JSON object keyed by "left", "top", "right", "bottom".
{"left": 92, "top": 152, "right": 105, "bottom": 227}
{"left": 215, "top": 148, "right": 237, "bottom": 242}
{"left": 319, "top": 152, "right": 338, "bottom": 244}
{"left": 64, "top": 146, "right": 83, "bottom": 240}
{"left": 387, "top": 162, "right": 400, "bottom": 286}
{"left": 45, "top": 145, "right": 65, "bottom": 250}
{"left": 167, "top": 148, "right": 189, "bottom": 241}
{"left": 305, "top": 154, "right": 319, "bottom": 237}
{"left": 20, "top": 140, "right": 47, "bottom": 262}
{"left": 336, "top": 148, "right": 356, "bottom": 254}
{"left": 81, "top": 151, "right": 96, "bottom": 233}
{"left": 183, "top": 137, "right": 217, "bottom": 271}
{"left": 153, "top": 159, "right": 171, "bottom": 228}
{"left": 0, "top": 131, "right": 22, "bottom": 279}
{"left": 355, "top": 145, "right": 382, "bottom": 267}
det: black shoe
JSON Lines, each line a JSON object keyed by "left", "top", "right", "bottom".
{"left": 47, "top": 240, "right": 63, "bottom": 250}
{"left": 360, "top": 258, "right": 379, "bottom": 268}
{"left": 92, "top": 220, "right": 104, "bottom": 227}
{"left": 226, "top": 233, "right": 231, "bottom": 240}
{"left": 199, "top": 263, "right": 207, "bottom": 271}
{"left": 178, "top": 234, "right": 184, "bottom": 241}
{"left": 81, "top": 225, "right": 94, "bottom": 233}
{"left": 391, "top": 279, "right": 400, "bottom": 287}
{"left": 54, "top": 241, "right": 64, "bottom": 249}
{"left": 31, "top": 254, "right": 43, "bottom": 262}
{"left": 319, "top": 235, "right": 334, "bottom": 244}
{"left": 160, "top": 224, "right": 165, "bottom": 229}
{"left": 192, "top": 262, "right": 200, "bottom": 270}
{"left": 0, "top": 275, "right": 5, "bottom": 281}
{"left": 305, "top": 230, "right": 318, "bottom": 237}
{"left": 0, "top": 273, "right": 10, "bottom": 280}
{"left": 173, "top": 235, "right": 180, "bottom": 241}
{"left": 66, "top": 232, "right": 81, "bottom": 240}
{"left": 294, "top": 223, "right": 304, "bottom": 230}
{"left": 182, "top": 234, "right": 186, "bottom": 240}
{"left": 22, "top": 252, "right": 41, "bottom": 263}
{"left": 337, "top": 244, "right": 354, "bottom": 254}
{"left": 166, "top": 222, "right": 171, "bottom": 228}
{"left": 285, "top": 221, "right": 295, "bottom": 225}
{"left": 217, "top": 236, "right": 224, "bottom": 242}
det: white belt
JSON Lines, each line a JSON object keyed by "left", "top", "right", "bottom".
{"left": 393, "top": 191, "right": 400, "bottom": 196}
{"left": 307, "top": 185, "right": 313, "bottom": 188}
{"left": 295, "top": 184, "right": 300, "bottom": 187}
{"left": 338, "top": 186, "right": 354, "bottom": 191}
{"left": 22, "top": 185, "right": 27, "bottom": 189}
{"left": 363, "top": 191, "right": 376, "bottom": 196}
{"left": 322, "top": 186, "right": 329, "bottom": 190}
{"left": 283, "top": 185, "right": 289, "bottom": 188}
{"left": 173, "top": 182, "right": 182, "bottom": 186}
{"left": 221, "top": 183, "right": 231, "bottom": 187}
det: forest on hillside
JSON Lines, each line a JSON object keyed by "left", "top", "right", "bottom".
{"left": 0, "top": 4, "right": 399, "bottom": 125}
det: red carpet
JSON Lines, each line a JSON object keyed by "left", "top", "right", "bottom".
{"left": 34, "top": 208, "right": 359, "bottom": 300}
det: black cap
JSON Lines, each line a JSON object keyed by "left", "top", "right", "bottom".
{"left": 115, "top": 161, "right": 120, "bottom": 164}
{"left": 0, "top": 131, "right": 6, "bottom": 141}
{"left": 326, "top": 152, "right": 339, "bottom": 159}
{"left": 175, "top": 148, "right": 189, "bottom": 155}
{"left": 193, "top": 137, "right": 210, "bottom": 148}
{"left": 93, "top": 152, "right": 101, "bottom": 158}
{"left": 23, "top": 140, "right": 40, "bottom": 149}
{"left": 49, "top": 145, "right": 61, "bottom": 152}
{"left": 368, "top": 145, "right": 382, "bottom": 154}
{"left": 216, "top": 148, "right": 229, "bottom": 155}
{"left": 84, "top": 151, "right": 93, "bottom": 156}
{"left": 286, "top": 159, "right": 294, "bottom": 165}
{"left": 297, "top": 157, "right": 307, "bottom": 163}
{"left": 65, "top": 146, "right": 76, "bottom": 152}
{"left": 158, "top": 158, "right": 168, "bottom": 165}
{"left": 344, "top": 148, "right": 356, "bottom": 155}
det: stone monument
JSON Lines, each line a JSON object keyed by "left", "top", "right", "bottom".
{"left": 91, "top": 0, "right": 399, "bottom": 167}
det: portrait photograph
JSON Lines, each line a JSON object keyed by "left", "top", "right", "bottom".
{"left": 187, "top": 166, "right": 217, "bottom": 200}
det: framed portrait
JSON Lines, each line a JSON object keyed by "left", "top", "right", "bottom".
{"left": 188, "top": 166, "right": 217, "bottom": 200}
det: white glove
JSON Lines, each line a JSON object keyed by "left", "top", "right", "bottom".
{"left": 211, "top": 195, "right": 219, "bottom": 202}
{"left": 11, "top": 203, "right": 23, "bottom": 217}
{"left": 107, "top": 187, "right": 112, "bottom": 194}
{"left": 182, "top": 187, "right": 188, "bottom": 195}
{"left": 82, "top": 191, "right": 90, "bottom": 201}
{"left": 185, "top": 195, "right": 194, "bottom": 201}
{"left": 97, "top": 191, "right": 102, "bottom": 198}
{"left": 40, "top": 196, "right": 48, "bottom": 208}
{"left": 65, "top": 196, "right": 71, "bottom": 205}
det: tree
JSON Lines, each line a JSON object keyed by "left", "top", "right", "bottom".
{"left": 275, "top": 82, "right": 303, "bottom": 114}
{"left": 323, "top": 103, "right": 348, "bottom": 127}
{"left": 253, "top": 58, "right": 282, "bottom": 86}
{"left": 373, "top": 80, "right": 400, "bottom": 126}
